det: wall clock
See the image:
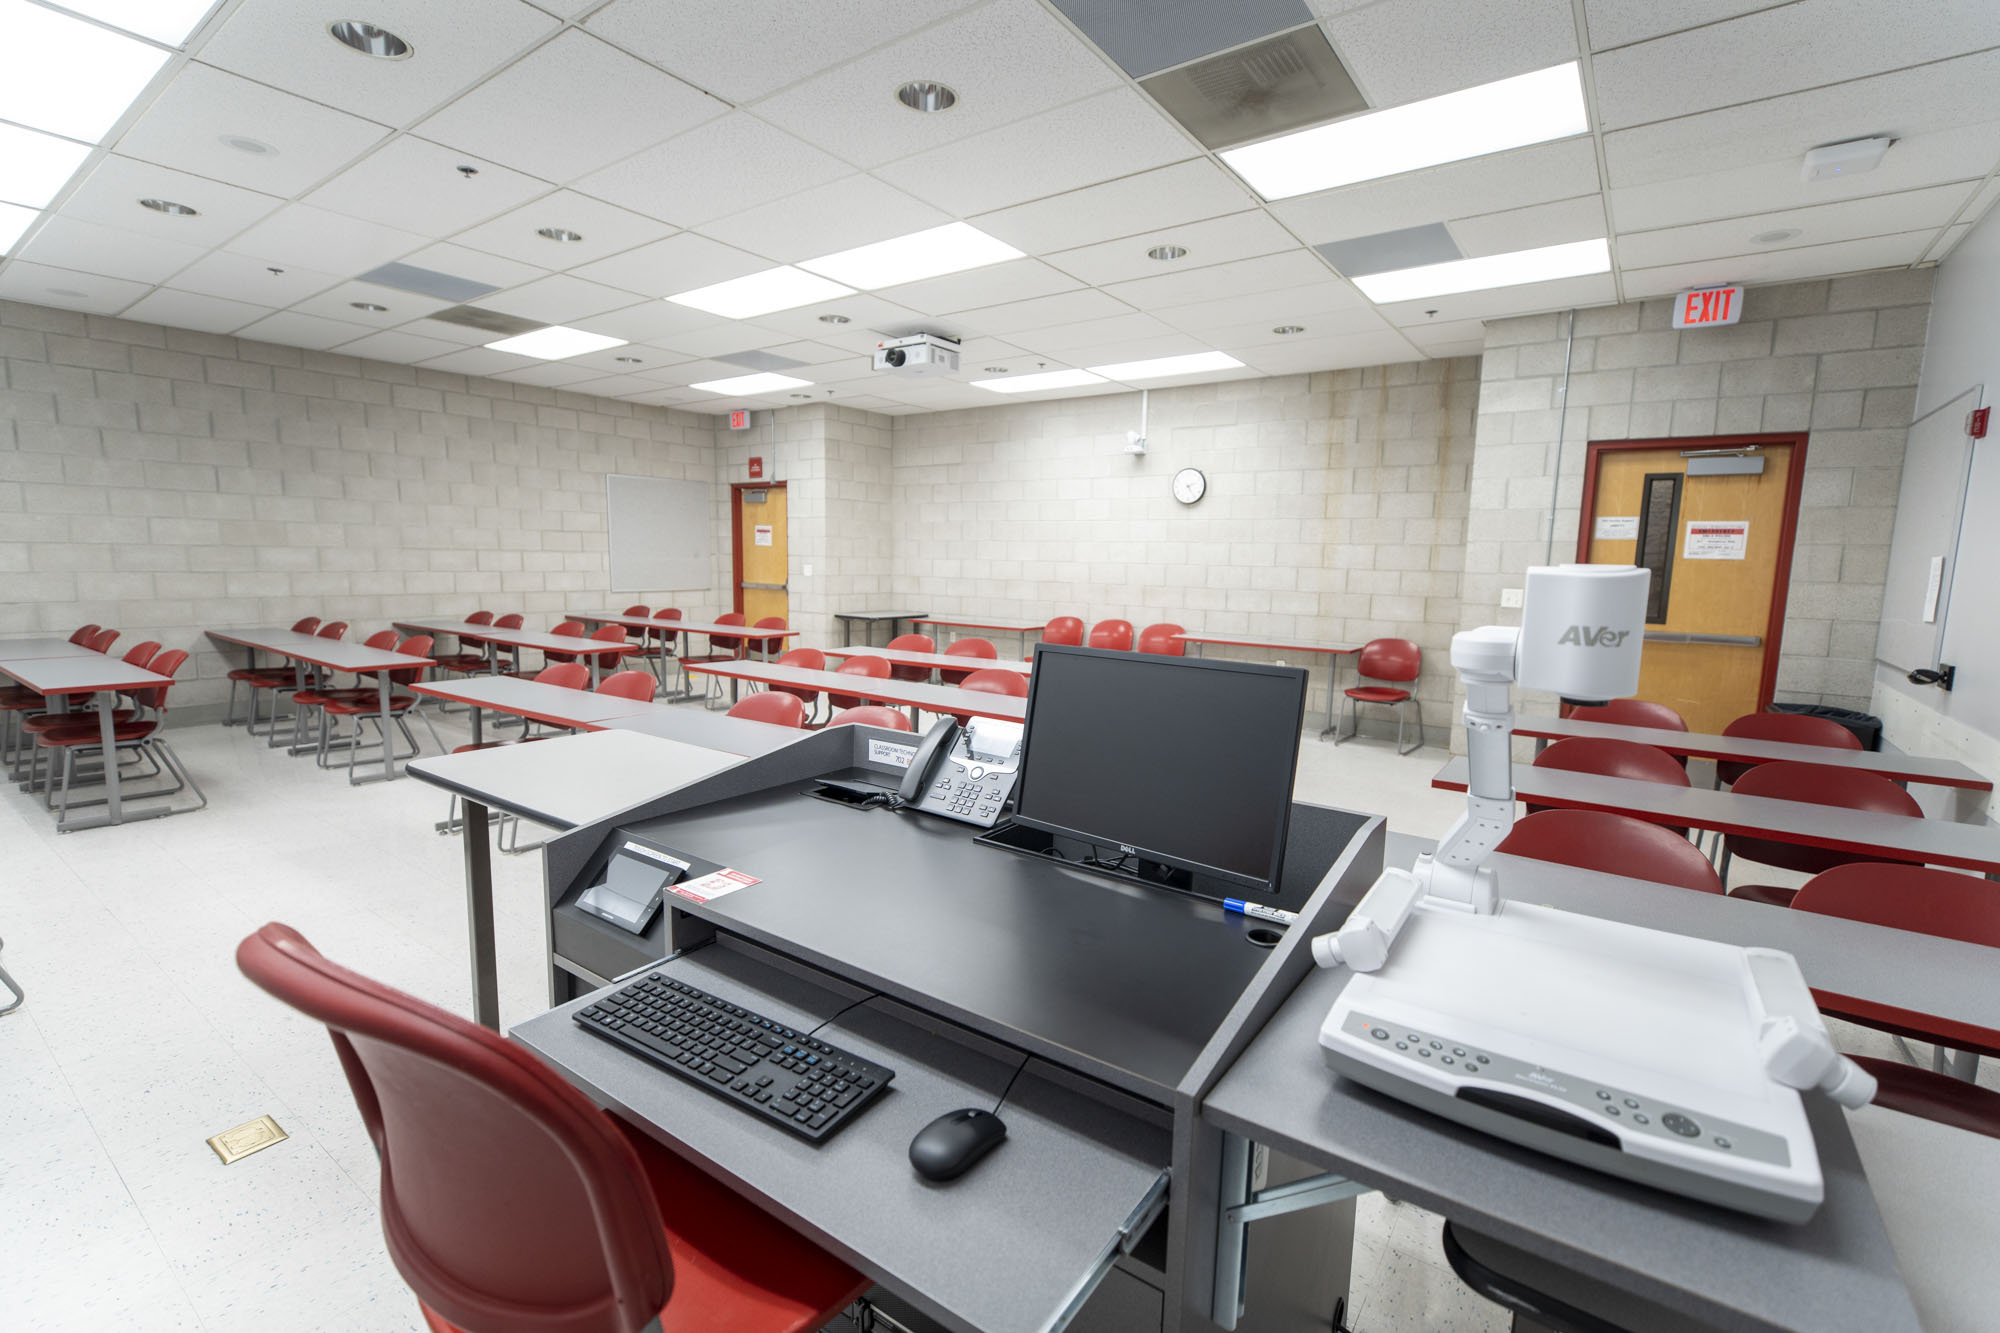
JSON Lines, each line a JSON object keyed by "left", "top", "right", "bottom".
{"left": 1173, "top": 467, "right": 1207, "bottom": 505}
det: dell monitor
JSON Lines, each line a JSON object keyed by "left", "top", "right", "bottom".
{"left": 1008, "top": 644, "right": 1309, "bottom": 894}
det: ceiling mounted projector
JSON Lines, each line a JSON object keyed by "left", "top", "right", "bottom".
{"left": 873, "top": 332, "right": 960, "bottom": 376}
{"left": 1800, "top": 136, "right": 1893, "bottom": 183}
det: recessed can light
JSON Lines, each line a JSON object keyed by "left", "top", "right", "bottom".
{"left": 983, "top": 366, "right": 1008, "bottom": 373}
{"left": 537, "top": 227, "right": 584, "bottom": 243}
{"left": 220, "top": 135, "right": 276, "bottom": 155}
{"left": 614, "top": 355, "right": 642, "bottom": 363}
{"left": 1272, "top": 324, "right": 1305, "bottom": 335}
{"left": 138, "top": 198, "right": 197, "bottom": 216}
{"left": 350, "top": 301, "right": 388, "bottom": 312}
{"left": 329, "top": 20, "right": 412, "bottom": 59}
{"left": 896, "top": 81, "right": 957, "bottom": 113}
{"left": 818, "top": 313, "right": 851, "bottom": 324}
{"left": 1752, "top": 228, "right": 1802, "bottom": 245}
{"left": 1147, "top": 245, "right": 1187, "bottom": 261}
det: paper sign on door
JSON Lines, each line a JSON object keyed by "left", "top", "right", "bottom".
{"left": 753, "top": 525, "right": 773, "bottom": 547}
{"left": 1594, "top": 515, "right": 1639, "bottom": 540}
{"left": 1684, "top": 520, "right": 1748, "bottom": 559}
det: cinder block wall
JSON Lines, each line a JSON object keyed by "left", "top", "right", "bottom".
{"left": 0, "top": 299, "right": 717, "bottom": 719}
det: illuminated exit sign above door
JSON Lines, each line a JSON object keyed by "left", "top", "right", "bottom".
{"left": 1671, "top": 285, "right": 1744, "bottom": 329}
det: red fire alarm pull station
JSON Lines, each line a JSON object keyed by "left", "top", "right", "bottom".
{"left": 1971, "top": 407, "right": 1990, "bottom": 439}
{"left": 748, "top": 456, "right": 764, "bottom": 479}
{"left": 1671, "top": 285, "right": 1744, "bottom": 330}
{"left": 728, "top": 409, "right": 752, "bottom": 430}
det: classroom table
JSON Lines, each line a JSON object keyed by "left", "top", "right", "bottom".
{"left": 408, "top": 675, "right": 662, "bottom": 746}
{"left": 207, "top": 628, "right": 436, "bottom": 781}
{"left": 821, "top": 645, "right": 1033, "bottom": 677}
{"left": 408, "top": 729, "right": 750, "bottom": 1029}
{"left": 0, "top": 654, "right": 173, "bottom": 830}
{"left": 1172, "top": 633, "right": 1362, "bottom": 739}
{"left": 0, "top": 637, "right": 103, "bottom": 660}
{"left": 391, "top": 618, "right": 634, "bottom": 687}
{"left": 682, "top": 659, "right": 1027, "bottom": 722}
{"left": 911, "top": 616, "right": 1046, "bottom": 656}
{"left": 832, "top": 609, "right": 930, "bottom": 645}
{"left": 1431, "top": 756, "right": 2000, "bottom": 877}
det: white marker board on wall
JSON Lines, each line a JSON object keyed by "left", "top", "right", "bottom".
{"left": 1876, "top": 389, "right": 1978, "bottom": 675}
{"left": 606, "top": 475, "right": 712, "bottom": 592}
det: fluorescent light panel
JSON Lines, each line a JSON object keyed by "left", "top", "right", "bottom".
{"left": 1091, "top": 351, "right": 1244, "bottom": 380}
{"left": 1220, "top": 62, "right": 1588, "bottom": 201}
{"left": 1352, "top": 238, "right": 1610, "bottom": 304}
{"left": 484, "top": 326, "right": 629, "bottom": 360}
{"left": 0, "top": 201, "right": 38, "bottom": 253}
{"left": 54, "top": 0, "right": 218, "bottom": 45}
{"left": 667, "top": 266, "right": 853, "bottom": 319}
{"left": 0, "top": 0, "right": 172, "bottom": 142}
{"left": 688, "top": 372, "right": 814, "bottom": 395}
{"left": 800, "top": 221, "right": 1023, "bottom": 289}
{"left": 971, "top": 368, "right": 1108, "bottom": 394}
{"left": 0, "top": 122, "right": 93, "bottom": 208}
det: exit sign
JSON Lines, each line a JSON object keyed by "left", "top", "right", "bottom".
{"left": 727, "top": 409, "right": 751, "bottom": 430}
{"left": 1672, "top": 285, "right": 1744, "bottom": 329}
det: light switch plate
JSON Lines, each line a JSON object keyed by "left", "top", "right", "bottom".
{"left": 1500, "top": 588, "right": 1524, "bottom": 609}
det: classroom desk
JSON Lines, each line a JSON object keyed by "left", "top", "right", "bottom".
{"left": 911, "top": 616, "right": 1046, "bottom": 656}
{"left": 1431, "top": 756, "right": 2000, "bottom": 877}
{"left": 682, "top": 659, "right": 1027, "bottom": 721}
{"left": 1172, "top": 634, "right": 1361, "bottom": 739}
{"left": 408, "top": 675, "right": 660, "bottom": 746}
{"left": 0, "top": 654, "right": 172, "bottom": 830}
{"left": 409, "top": 729, "right": 748, "bottom": 1029}
{"left": 0, "top": 637, "right": 103, "bottom": 660}
{"left": 1195, "top": 851, "right": 1984, "bottom": 1333}
{"left": 821, "top": 645, "right": 1033, "bottom": 676}
{"left": 207, "top": 628, "right": 435, "bottom": 781}
{"left": 391, "top": 618, "right": 633, "bottom": 686}
{"left": 833, "top": 609, "right": 930, "bottom": 645}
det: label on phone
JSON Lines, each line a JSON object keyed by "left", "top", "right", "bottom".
{"left": 868, "top": 739, "right": 917, "bottom": 769}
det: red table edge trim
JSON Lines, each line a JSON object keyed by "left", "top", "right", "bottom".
{"left": 1811, "top": 989, "right": 2000, "bottom": 1062}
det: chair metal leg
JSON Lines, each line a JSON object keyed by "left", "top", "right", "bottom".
{"left": 1331, "top": 695, "right": 1352, "bottom": 745}
{"left": 1398, "top": 699, "right": 1425, "bottom": 755}
{"left": 0, "top": 935, "right": 21, "bottom": 1016}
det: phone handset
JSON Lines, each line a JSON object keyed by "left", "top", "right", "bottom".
{"left": 898, "top": 718, "right": 962, "bottom": 805}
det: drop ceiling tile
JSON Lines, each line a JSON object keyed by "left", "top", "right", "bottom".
{"left": 1008, "top": 311, "right": 1179, "bottom": 351}
{"left": 877, "top": 89, "right": 1198, "bottom": 216}
{"left": 943, "top": 287, "right": 1136, "bottom": 336}
{"left": 225, "top": 204, "right": 426, "bottom": 275}
{"left": 120, "top": 288, "right": 272, "bottom": 334}
{"left": 1234, "top": 328, "right": 1425, "bottom": 373}
{"left": 482, "top": 275, "right": 645, "bottom": 324}
{"left": 578, "top": 299, "right": 730, "bottom": 345}
{"left": 337, "top": 329, "right": 468, "bottom": 363}
{"left": 1449, "top": 195, "right": 1608, "bottom": 257}
{"left": 751, "top": 0, "right": 1122, "bottom": 169}
{"left": 570, "top": 232, "right": 771, "bottom": 299}
{"left": 397, "top": 242, "right": 550, "bottom": 292}
{"left": 19, "top": 216, "right": 206, "bottom": 284}
{"left": 416, "top": 345, "right": 541, "bottom": 376}
{"left": 972, "top": 159, "right": 1256, "bottom": 257}
{"left": 448, "top": 190, "right": 674, "bottom": 271}
{"left": 305, "top": 136, "right": 551, "bottom": 237}
{"left": 1923, "top": 221, "right": 1973, "bottom": 264}
{"left": 1053, "top": 332, "right": 1219, "bottom": 366}
{"left": 561, "top": 373, "right": 665, "bottom": 398}
{"left": 1052, "top": 0, "right": 1310, "bottom": 79}
{"left": 168, "top": 251, "right": 343, "bottom": 306}
{"left": 492, "top": 362, "right": 617, "bottom": 387}
{"left": 0, "top": 261, "right": 150, "bottom": 314}
{"left": 292, "top": 280, "right": 453, "bottom": 327}
{"left": 753, "top": 340, "right": 857, "bottom": 367}
{"left": 876, "top": 259, "right": 1082, "bottom": 317}
{"left": 1373, "top": 271, "right": 1617, "bottom": 325}
{"left": 576, "top": 114, "right": 850, "bottom": 228}
{"left": 1397, "top": 316, "right": 1489, "bottom": 348}
{"left": 651, "top": 324, "right": 797, "bottom": 359}
{"left": 236, "top": 310, "right": 378, "bottom": 350}
{"left": 1323, "top": 0, "right": 1579, "bottom": 107}
{"left": 417, "top": 30, "right": 726, "bottom": 185}
{"left": 60, "top": 156, "right": 282, "bottom": 248}
{"left": 700, "top": 176, "right": 949, "bottom": 265}
{"left": 1102, "top": 250, "right": 1333, "bottom": 310}
{"left": 1603, "top": 50, "right": 2000, "bottom": 189}
{"left": 1143, "top": 281, "right": 1377, "bottom": 335}
{"left": 1044, "top": 210, "right": 1300, "bottom": 287}
{"left": 1618, "top": 231, "right": 1935, "bottom": 298}
{"left": 586, "top": 0, "right": 977, "bottom": 106}
{"left": 745, "top": 293, "right": 932, "bottom": 343}
{"left": 1616, "top": 182, "right": 1974, "bottom": 268}
{"left": 1590, "top": 0, "right": 2000, "bottom": 131}
{"left": 525, "top": 0, "right": 598, "bottom": 14}
{"left": 1580, "top": 0, "right": 1786, "bottom": 50}
{"left": 1963, "top": 175, "right": 2000, "bottom": 224}
{"left": 393, "top": 317, "right": 500, "bottom": 348}
{"left": 1268, "top": 138, "right": 1603, "bottom": 244}
{"left": 1173, "top": 310, "right": 1394, "bottom": 349}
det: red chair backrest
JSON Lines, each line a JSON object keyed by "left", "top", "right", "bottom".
{"left": 1723, "top": 711, "right": 1863, "bottom": 751}
{"left": 777, "top": 648, "right": 826, "bottom": 671}
{"left": 622, "top": 605, "right": 649, "bottom": 617}
{"left": 726, "top": 693, "right": 806, "bottom": 728}
{"left": 1497, "top": 809, "right": 1723, "bottom": 894}
{"left": 533, "top": 663, "right": 590, "bottom": 690}
{"left": 235, "top": 923, "right": 673, "bottom": 1333}
{"left": 1724, "top": 761, "right": 1923, "bottom": 876}
{"left": 709, "top": 612, "right": 746, "bottom": 651}
{"left": 750, "top": 616, "right": 787, "bottom": 647}
{"left": 654, "top": 609, "right": 683, "bottom": 623}
{"left": 591, "top": 624, "right": 628, "bottom": 644}
{"left": 290, "top": 616, "right": 322, "bottom": 634}
{"left": 595, "top": 670, "right": 657, "bottom": 703}
{"left": 943, "top": 638, "right": 996, "bottom": 661}
{"left": 1358, "top": 638, "right": 1421, "bottom": 683}
{"left": 392, "top": 636, "right": 433, "bottom": 686}
{"left": 131, "top": 649, "right": 189, "bottom": 711}
{"left": 1532, "top": 737, "right": 1689, "bottom": 788}
{"left": 1087, "top": 619, "right": 1134, "bottom": 651}
{"left": 960, "top": 668, "right": 1028, "bottom": 700}
{"left": 465, "top": 611, "right": 495, "bottom": 627}
{"left": 1567, "top": 699, "right": 1688, "bottom": 731}
{"left": 363, "top": 629, "right": 399, "bottom": 651}
{"left": 828, "top": 706, "right": 913, "bottom": 732}
{"left": 553, "top": 621, "right": 585, "bottom": 639}
{"left": 319, "top": 621, "right": 349, "bottom": 639}
{"left": 88, "top": 628, "right": 120, "bottom": 654}
{"left": 836, "top": 656, "right": 890, "bottom": 680}
{"left": 1043, "top": 617, "right": 1084, "bottom": 647}
{"left": 123, "top": 641, "right": 162, "bottom": 669}
{"left": 69, "top": 624, "right": 100, "bottom": 644}
{"left": 1792, "top": 863, "right": 2000, "bottom": 947}
{"left": 492, "top": 614, "right": 525, "bottom": 630}
{"left": 1138, "top": 623, "right": 1186, "bottom": 656}
{"left": 886, "top": 634, "right": 935, "bottom": 654}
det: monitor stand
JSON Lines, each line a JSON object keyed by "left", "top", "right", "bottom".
{"left": 975, "top": 821, "right": 1216, "bottom": 900}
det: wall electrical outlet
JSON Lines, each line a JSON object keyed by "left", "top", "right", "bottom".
{"left": 801, "top": 564, "right": 812, "bottom": 577}
{"left": 1500, "top": 587, "right": 1524, "bottom": 609}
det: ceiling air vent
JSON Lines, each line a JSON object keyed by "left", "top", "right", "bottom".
{"left": 426, "top": 305, "right": 544, "bottom": 337}
{"left": 355, "top": 261, "right": 501, "bottom": 303}
{"left": 1140, "top": 26, "right": 1366, "bottom": 151}
{"left": 717, "top": 349, "right": 809, "bottom": 372}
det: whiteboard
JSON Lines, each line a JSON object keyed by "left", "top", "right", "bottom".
{"left": 1940, "top": 431, "right": 2000, "bottom": 737}
{"left": 605, "top": 475, "right": 712, "bottom": 592}
{"left": 1876, "top": 390, "right": 1978, "bottom": 673}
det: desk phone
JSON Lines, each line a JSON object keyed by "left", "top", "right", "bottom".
{"left": 899, "top": 717, "right": 1024, "bottom": 828}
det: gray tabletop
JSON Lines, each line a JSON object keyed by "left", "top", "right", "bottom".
{"left": 684, "top": 661, "right": 1027, "bottom": 720}
{"left": 1848, "top": 1104, "right": 2000, "bottom": 1333}
{"left": 598, "top": 707, "right": 809, "bottom": 758}
{"left": 409, "top": 730, "right": 741, "bottom": 829}
{"left": 1513, "top": 714, "right": 1990, "bottom": 790}
{"left": 822, "top": 646, "right": 1032, "bottom": 674}
{"left": 835, "top": 610, "right": 931, "bottom": 621}
{"left": 0, "top": 637, "right": 102, "bottom": 660}
{"left": 409, "top": 676, "right": 659, "bottom": 727}
{"left": 0, "top": 655, "right": 171, "bottom": 695}
{"left": 913, "top": 617, "right": 1047, "bottom": 634}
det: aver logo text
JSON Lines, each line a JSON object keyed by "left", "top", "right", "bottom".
{"left": 1557, "top": 626, "right": 1632, "bottom": 648}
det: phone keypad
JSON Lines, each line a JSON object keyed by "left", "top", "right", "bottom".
{"left": 932, "top": 772, "right": 1004, "bottom": 824}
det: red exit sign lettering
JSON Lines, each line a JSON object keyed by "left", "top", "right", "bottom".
{"left": 1672, "top": 285, "right": 1744, "bottom": 330}
{"left": 727, "top": 409, "right": 752, "bottom": 430}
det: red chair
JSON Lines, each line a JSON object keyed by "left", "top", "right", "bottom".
{"left": 540, "top": 620, "right": 589, "bottom": 667}
{"left": 1087, "top": 619, "right": 1134, "bottom": 652}
{"left": 452, "top": 664, "right": 591, "bottom": 755}
{"left": 1566, "top": 698, "right": 1688, "bottom": 732}
{"left": 1495, "top": 809, "right": 1723, "bottom": 895}
{"left": 884, "top": 633, "right": 936, "bottom": 683}
{"left": 1335, "top": 638, "right": 1424, "bottom": 755}
{"left": 1137, "top": 623, "right": 1186, "bottom": 656}
{"left": 68, "top": 623, "right": 100, "bottom": 645}
{"left": 680, "top": 612, "right": 747, "bottom": 701}
{"left": 828, "top": 706, "right": 913, "bottom": 732}
{"left": 234, "top": 923, "right": 870, "bottom": 1333}
{"left": 86, "top": 627, "right": 119, "bottom": 655}
{"left": 318, "top": 635, "right": 444, "bottom": 784}
{"left": 319, "top": 620, "right": 350, "bottom": 640}
{"left": 35, "top": 649, "right": 205, "bottom": 825}
{"left": 1042, "top": 616, "right": 1084, "bottom": 648}
{"left": 1529, "top": 737, "right": 1692, "bottom": 835}
{"left": 939, "top": 637, "right": 996, "bottom": 684}
{"left": 826, "top": 655, "right": 889, "bottom": 713}
{"left": 596, "top": 670, "right": 658, "bottom": 703}
{"left": 769, "top": 648, "right": 827, "bottom": 723}
{"left": 433, "top": 611, "right": 498, "bottom": 679}
{"left": 727, "top": 692, "right": 807, "bottom": 728}
{"left": 1721, "top": 762, "right": 1923, "bottom": 902}
{"left": 226, "top": 615, "right": 320, "bottom": 728}
{"left": 622, "top": 604, "right": 650, "bottom": 619}
{"left": 648, "top": 608, "right": 684, "bottom": 676}
{"left": 1718, "top": 711, "right": 1863, "bottom": 786}
{"left": 952, "top": 668, "right": 1028, "bottom": 728}
{"left": 586, "top": 624, "right": 631, "bottom": 673}
{"left": 119, "top": 640, "right": 162, "bottom": 671}
{"left": 747, "top": 616, "right": 789, "bottom": 661}
{"left": 491, "top": 613, "right": 524, "bottom": 631}
{"left": 1850, "top": 1056, "right": 2000, "bottom": 1140}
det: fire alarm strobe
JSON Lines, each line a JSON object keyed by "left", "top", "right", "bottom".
{"left": 873, "top": 332, "right": 960, "bottom": 376}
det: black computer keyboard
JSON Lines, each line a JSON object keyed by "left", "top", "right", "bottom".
{"left": 574, "top": 972, "right": 894, "bottom": 1144}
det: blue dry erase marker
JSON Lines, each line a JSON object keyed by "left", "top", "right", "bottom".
{"left": 1223, "top": 899, "right": 1297, "bottom": 925}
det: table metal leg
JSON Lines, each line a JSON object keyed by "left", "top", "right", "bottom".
{"left": 1210, "top": 1130, "right": 1371, "bottom": 1330}
{"left": 378, "top": 671, "right": 395, "bottom": 779}
{"left": 462, "top": 800, "right": 499, "bottom": 1030}
{"left": 96, "top": 690, "right": 121, "bottom": 824}
{"left": 471, "top": 704, "right": 484, "bottom": 747}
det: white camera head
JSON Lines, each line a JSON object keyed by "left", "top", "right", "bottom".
{"left": 1516, "top": 564, "right": 1650, "bottom": 701}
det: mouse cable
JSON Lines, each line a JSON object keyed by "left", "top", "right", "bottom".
{"left": 804, "top": 990, "right": 879, "bottom": 1038}
{"left": 990, "top": 1051, "right": 1032, "bottom": 1116}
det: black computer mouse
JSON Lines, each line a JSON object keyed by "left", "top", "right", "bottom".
{"left": 908, "top": 1107, "right": 1007, "bottom": 1181}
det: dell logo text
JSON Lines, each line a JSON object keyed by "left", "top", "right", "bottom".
{"left": 1557, "top": 626, "right": 1632, "bottom": 648}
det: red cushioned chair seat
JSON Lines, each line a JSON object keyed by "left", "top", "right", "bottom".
{"left": 38, "top": 719, "right": 158, "bottom": 745}
{"left": 322, "top": 695, "right": 419, "bottom": 715}
{"left": 1855, "top": 1056, "right": 2000, "bottom": 1140}
{"left": 1344, "top": 685, "right": 1411, "bottom": 704}
{"left": 1729, "top": 884, "right": 1800, "bottom": 908}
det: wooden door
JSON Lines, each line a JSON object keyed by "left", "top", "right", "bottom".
{"left": 1578, "top": 437, "right": 1804, "bottom": 733}
{"left": 734, "top": 483, "right": 788, "bottom": 627}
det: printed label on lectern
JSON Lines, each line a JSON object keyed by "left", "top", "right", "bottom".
{"left": 667, "top": 868, "right": 760, "bottom": 904}
{"left": 868, "top": 739, "right": 917, "bottom": 768}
